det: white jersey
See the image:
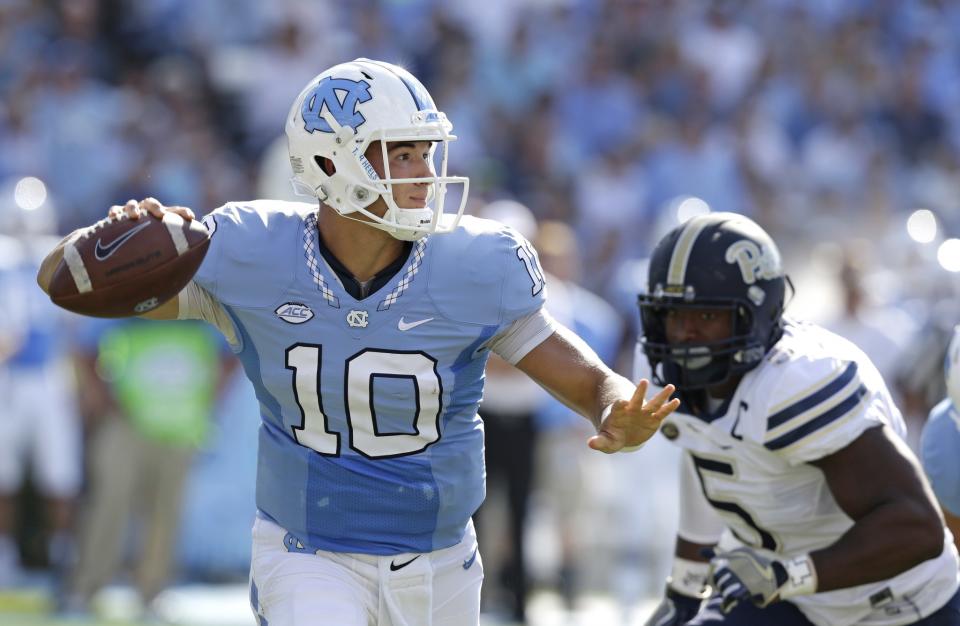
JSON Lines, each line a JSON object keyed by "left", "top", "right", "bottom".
{"left": 660, "top": 320, "right": 960, "bottom": 626}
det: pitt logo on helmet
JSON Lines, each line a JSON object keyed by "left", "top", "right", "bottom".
{"left": 725, "top": 239, "right": 784, "bottom": 286}
{"left": 301, "top": 77, "right": 372, "bottom": 133}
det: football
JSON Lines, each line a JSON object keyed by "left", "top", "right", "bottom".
{"left": 48, "top": 211, "right": 211, "bottom": 317}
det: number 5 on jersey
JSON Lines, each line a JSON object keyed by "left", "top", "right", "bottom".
{"left": 286, "top": 344, "right": 443, "bottom": 459}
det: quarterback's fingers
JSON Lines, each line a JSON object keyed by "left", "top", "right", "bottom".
{"left": 107, "top": 204, "right": 126, "bottom": 220}
{"left": 587, "top": 432, "right": 618, "bottom": 453}
{"left": 166, "top": 205, "right": 196, "bottom": 221}
{"left": 630, "top": 378, "right": 650, "bottom": 408}
{"left": 647, "top": 383, "right": 677, "bottom": 410}
{"left": 641, "top": 383, "right": 680, "bottom": 425}
{"left": 140, "top": 197, "right": 166, "bottom": 217}
{"left": 118, "top": 199, "right": 141, "bottom": 219}
{"left": 657, "top": 397, "right": 682, "bottom": 419}
{"left": 140, "top": 198, "right": 195, "bottom": 221}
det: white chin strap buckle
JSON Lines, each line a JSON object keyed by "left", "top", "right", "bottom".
{"left": 389, "top": 207, "right": 434, "bottom": 240}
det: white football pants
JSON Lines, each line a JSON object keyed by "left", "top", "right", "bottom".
{"left": 249, "top": 515, "right": 483, "bottom": 626}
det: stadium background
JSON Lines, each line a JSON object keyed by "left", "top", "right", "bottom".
{"left": 1, "top": 0, "right": 959, "bottom": 624}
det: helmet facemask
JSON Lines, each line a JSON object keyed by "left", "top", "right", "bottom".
{"left": 639, "top": 296, "right": 768, "bottom": 390}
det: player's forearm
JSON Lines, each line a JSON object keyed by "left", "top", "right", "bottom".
{"left": 543, "top": 359, "right": 634, "bottom": 429}
{"left": 810, "top": 499, "right": 944, "bottom": 592}
{"left": 516, "top": 326, "right": 633, "bottom": 426}
{"left": 553, "top": 325, "right": 635, "bottom": 426}
{"left": 531, "top": 363, "right": 625, "bottom": 429}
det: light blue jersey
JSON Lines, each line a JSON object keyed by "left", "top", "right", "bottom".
{"left": 921, "top": 399, "right": 960, "bottom": 517}
{"left": 192, "top": 200, "right": 547, "bottom": 555}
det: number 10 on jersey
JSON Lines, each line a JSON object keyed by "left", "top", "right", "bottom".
{"left": 285, "top": 344, "right": 443, "bottom": 459}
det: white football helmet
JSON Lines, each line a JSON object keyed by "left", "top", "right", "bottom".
{"left": 286, "top": 58, "right": 469, "bottom": 241}
{"left": 947, "top": 325, "right": 960, "bottom": 410}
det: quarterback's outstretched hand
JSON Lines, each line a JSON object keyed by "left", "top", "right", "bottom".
{"left": 588, "top": 379, "right": 680, "bottom": 453}
{"left": 707, "top": 547, "right": 817, "bottom": 613}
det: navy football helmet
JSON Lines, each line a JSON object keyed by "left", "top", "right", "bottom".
{"left": 638, "top": 212, "right": 788, "bottom": 390}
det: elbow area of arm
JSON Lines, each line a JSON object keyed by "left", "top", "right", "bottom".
{"left": 904, "top": 497, "right": 947, "bottom": 563}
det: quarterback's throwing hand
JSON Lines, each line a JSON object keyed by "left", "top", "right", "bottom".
{"left": 107, "top": 197, "right": 195, "bottom": 222}
{"left": 588, "top": 380, "right": 680, "bottom": 453}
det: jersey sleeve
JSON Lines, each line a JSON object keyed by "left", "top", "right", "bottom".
{"left": 760, "top": 356, "right": 884, "bottom": 465}
{"left": 191, "top": 202, "right": 301, "bottom": 308}
{"left": 177, "top": 280, "right": 240, "bottom": 350}
{"left": 427, "top": 217, "right": 548, "bottom": 327}
{"left": 190, "top": 206, "right": 231, "bottom": 300}
{"left": 488, "top": 308, "right": 558, "bottom": 365}
{"left": 921, "top": 399, "right": 960, "bottom": 516}
{"left": 496, "top": 226, "right": 548, "bottom": 326}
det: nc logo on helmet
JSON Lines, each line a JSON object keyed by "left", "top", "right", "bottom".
{"left": 725, "top": 240, "right": 783, "bottom": 285}
{"left": 301, "top": 77, "right": 372, "bottom": 133}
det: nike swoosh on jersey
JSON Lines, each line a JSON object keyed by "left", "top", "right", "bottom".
{"left": 389, "top": 555, "right": 420, "bottom": 571}
{"left": 463, "top": 548, "right": 478, "bottom": 570}
{"left": 93, "top": 220, "right": 153, "bottom": 261}
{"left": 398, "top": 317, "right": 434, "bottom": 331}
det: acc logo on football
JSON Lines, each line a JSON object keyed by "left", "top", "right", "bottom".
{"left": 275, "top": 302, "right": 314, "bottom": 325}
{"left": 301, "top": 77, "right": 372, "bottom": 133}
{"left": 134, "top": 297, "right": 160, "bottom": 314}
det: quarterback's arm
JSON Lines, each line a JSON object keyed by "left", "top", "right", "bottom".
{"left": 514, "top": 322, "right": 679, "bottom": 452}
{"left": 37, "top": 198, "right": 193, "bottom": 320}
{"left": 808, "top": 424, "right": 945, "bottom": 592}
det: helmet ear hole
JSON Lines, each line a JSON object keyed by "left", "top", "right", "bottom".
{"left": 314, "top": 156, "right": 336, "bottom": 176}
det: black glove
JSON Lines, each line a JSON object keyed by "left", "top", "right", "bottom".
{"left": 644, "top": 586, "right": 703, "bottom": 626}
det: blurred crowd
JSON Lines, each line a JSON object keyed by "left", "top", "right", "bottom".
{"left": 1, "top": 0, "right": 960, "bottom": 623}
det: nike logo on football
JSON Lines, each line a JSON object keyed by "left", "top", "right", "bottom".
{"left": 463, "top": 548, "right": 478, "bottom": 570}
{"left": 389, "top": 555, "right": 420, "bottom": 571}
{"left": 94, "top": 220, "right": 152, "bottom": 261}
{"left": 398, "top": 317, "right": 434, "bottom": 331}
